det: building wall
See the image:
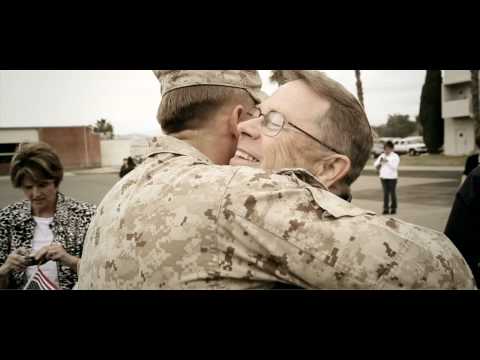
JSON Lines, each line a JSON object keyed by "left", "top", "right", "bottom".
{"left": 444, "top": 70, "right": 472, "bottom": 85}
{"left": 0, "top": 128, "right": 40, "bottom": 174}
{"left": 0, "top": 127, "right": 102, "bottom": 175}
{"left": 86, "top": 128, "right": 102, "bottom": 168}
{"left": 444, "top": 118, "right": 476, "bottom": 156}
{"left": 38, "top": 127, "right": 101, "bottom": 169}
{"left": 444, "top": 118, "right": 456, "bottom": 155}
{"left": 100, "top": 140, "right": 132, "bottom": 167}
{"left": 131, "top": 139, "right": 150, "bottom": 158}
{"left": 0, "top": 129, "right": 39, "bottom": 144}
{"left": 443, "top": 70, "right": 480, "bottom": 156}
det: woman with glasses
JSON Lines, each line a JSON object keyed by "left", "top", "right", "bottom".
{"left": 0, "top": 143, "right": 96, "bottom": 289}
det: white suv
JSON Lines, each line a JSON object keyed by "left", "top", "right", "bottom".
{"left": 393, "top": 137, "right": 428, "bottom": 156}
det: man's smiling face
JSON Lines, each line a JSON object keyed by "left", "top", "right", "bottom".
{"left": 229, "top": 80, "right": 330, "bottom": 168}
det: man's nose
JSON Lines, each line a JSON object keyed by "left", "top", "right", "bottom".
{"left": 238, "top": 118, "right": 261, "bottom": 139}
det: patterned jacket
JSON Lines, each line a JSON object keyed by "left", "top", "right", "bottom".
{"left": 77, "top": 136, "right": 475, "bottom": 290}
{"left": 0, "top": 192, "right": 96, "bottom": 289}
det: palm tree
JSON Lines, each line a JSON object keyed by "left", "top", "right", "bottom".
{"left": 93, "top": 118, "right": 114, "bottom": 139}
{"left": 471, "top": 70, "right": 480, "bottom": 131}
{"left": 355, "top": 70, "right": 365, "bottom": 109}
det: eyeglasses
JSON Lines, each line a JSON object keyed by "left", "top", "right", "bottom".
{"left": 247, "top": 107, "right": 344, "bottom": 155}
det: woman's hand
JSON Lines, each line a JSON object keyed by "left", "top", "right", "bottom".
{"left": 0, "top": 248, "right": 29, "bottom": 275}
{"left": 35, "top": 243, "right": 68, "bottom": 263}
{"left": 34, "top": 243, "right": 80, "bottom": 273}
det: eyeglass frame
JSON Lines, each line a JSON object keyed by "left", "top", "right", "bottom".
{"left": 247, "top": 107, "right": 345, "bottom": 155}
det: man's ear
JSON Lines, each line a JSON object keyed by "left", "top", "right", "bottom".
{"left": 228, "top": 105, "right": 245, "bottom": 141}
{"left": 314, "top": 155, "right": 351, "bottom": 188}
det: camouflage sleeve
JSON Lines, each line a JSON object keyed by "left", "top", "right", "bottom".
{"left": 218, "top": 169, "right": 475, "bottom": 290}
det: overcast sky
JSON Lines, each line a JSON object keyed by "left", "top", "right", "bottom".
{"left": 0, "top": 70, "right": 426, "bottom": 136}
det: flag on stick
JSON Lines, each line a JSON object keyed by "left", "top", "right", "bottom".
{"left": 23, "top": 267, "right": 59, "bottom": 290}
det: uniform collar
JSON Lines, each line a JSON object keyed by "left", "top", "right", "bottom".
{"left": 146, "top": 135, "right": 212, "bottom": 164}
{"left": 274, "top": 168, "right": 330, "bottom": 191}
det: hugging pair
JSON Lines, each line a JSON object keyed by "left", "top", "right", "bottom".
{"left": 77, "top": 70, "right": 475, "bottom": 290}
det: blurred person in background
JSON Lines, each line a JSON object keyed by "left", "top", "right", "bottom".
{"left": 119, "top": 156, "right": 136, "bottom": 178}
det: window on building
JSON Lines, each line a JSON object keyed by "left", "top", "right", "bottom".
{"left": 0, "top": 143, "right": 19, "bottom": 164}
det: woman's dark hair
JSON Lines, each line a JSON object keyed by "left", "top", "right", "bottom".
{"left": 384, "top": 141, "right": 394, "bottom": 149}
{"left": 10, "top": 142, "right": 64, "bottom": 188}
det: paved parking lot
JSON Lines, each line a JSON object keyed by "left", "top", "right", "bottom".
{"left": 0, "top": 169, "right": 462, "bottom": 232}
{"left": 0, "top": 173, "right": 120, "bottom": 208}
{"left": 351, "top": 174, "right": 459, "bottom": 231}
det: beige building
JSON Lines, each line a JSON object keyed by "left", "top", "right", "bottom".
{"left": 100, "top": 135, "right": 151, "bottom": 167}
{"left": 442, "top": 70, "right": 479, "bottom": 156}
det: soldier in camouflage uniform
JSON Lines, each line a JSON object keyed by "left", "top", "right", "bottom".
{"left": 77, "top": 70, "right": 475, "bottom": 290}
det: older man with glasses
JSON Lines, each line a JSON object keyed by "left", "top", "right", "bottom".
{"left": 231, "top": 74, "right": 372, "bottom": 203}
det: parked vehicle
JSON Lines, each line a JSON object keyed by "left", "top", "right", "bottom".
{"left": 393, "top": 137, "right": 428, "bottom": 156}
{"left": 371, "top": 142, "right": 384, "bottom": 158}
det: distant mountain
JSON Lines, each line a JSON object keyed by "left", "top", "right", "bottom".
{"left": 115, "top": 133, "right": 154, "bottom": 140}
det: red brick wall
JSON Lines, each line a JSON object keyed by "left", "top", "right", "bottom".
{"left": 38, "top": 127, "right": 101, "bottom": 169}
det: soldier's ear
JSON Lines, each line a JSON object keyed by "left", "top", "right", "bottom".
{"left": 228, "top": 105, "right": 245, "bottom": 140}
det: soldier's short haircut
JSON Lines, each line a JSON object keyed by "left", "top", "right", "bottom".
{"left": 270, "top": 70, "right": 373, "bottom": 186}
{"left": 157, "top": 86, "right": 255, "bottom": 134}
{"left": 10, "top": 142, "right": 64, "bottom": 188}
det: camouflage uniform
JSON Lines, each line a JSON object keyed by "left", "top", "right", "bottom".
{"left": 77, "top": 136, "right": 476, "bottom": 289}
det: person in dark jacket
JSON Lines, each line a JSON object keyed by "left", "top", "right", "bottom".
{"left": 445, "top": 166, "right": 480, "bottom": 287}
{"left": 119, "top": 157, "right": 136, "bottom": 178}
{"left": 460, "top": 129, "right": 480, "bottom": 185}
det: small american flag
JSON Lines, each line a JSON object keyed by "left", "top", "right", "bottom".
{"left": 23, "top": 267, "right": 59, "bottom": 290}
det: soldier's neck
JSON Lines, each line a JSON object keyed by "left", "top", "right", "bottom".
{"left": 174, "top": 131, "right": 231, "bottom": 165}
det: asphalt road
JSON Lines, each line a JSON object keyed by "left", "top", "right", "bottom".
{"left": 0, "top": 171, "right": 461, "bottom": 232}
{"left": 0, "top": 173, "right": 120, "bottom": 209}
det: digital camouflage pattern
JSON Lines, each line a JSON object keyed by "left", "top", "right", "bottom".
{"left": 152, "top": 70, "right": 267, "bottom": 104}
{"left": 77, "top": 136, "right": 476, "bottom": 290}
